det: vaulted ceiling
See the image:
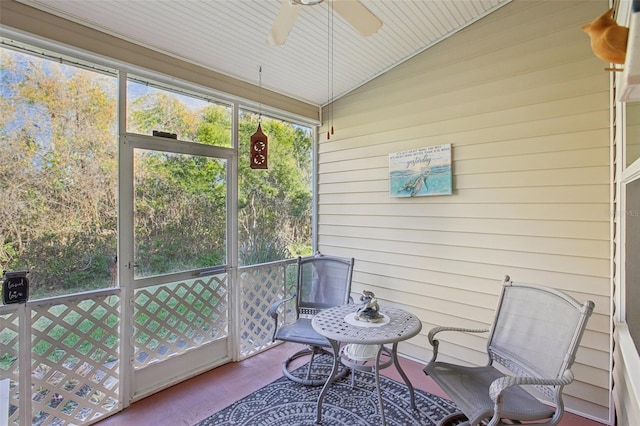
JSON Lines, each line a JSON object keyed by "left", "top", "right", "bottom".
{"left": 15, "top": 0, "right": 512, "bottom": 106}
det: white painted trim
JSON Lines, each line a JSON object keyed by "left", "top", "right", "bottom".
{"left": 0, "top": 378, "right": 8, "bottom": 426}
{"left": 615, "top": 324, "right": 640, "bottom": 420}
{"left": 117, "top": 71, "right": 135, "bottom": 409}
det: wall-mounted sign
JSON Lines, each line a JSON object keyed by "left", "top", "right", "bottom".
{"left": 2, "top": 270, "right": 29, "bottom": 305}
{"left": 389, "top": 144, "right": 452, "bottom": 197}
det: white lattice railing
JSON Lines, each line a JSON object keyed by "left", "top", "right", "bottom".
{"left": 0, "top": 304, "right": 21, "bottom": 425}
{"left": 1, "top": 289, "right": 121, "bottom": 426}
{"left": 0, "top": 258, "right": 297, "bottom": 425}
{"left": 237, "top": 259, "right": 298, "bottom": 359}
{"left": 31, "top": 293, "right": 120, "bottom": 426}
{"left": 132, "top": 275, "right": 229, "bottom": 369}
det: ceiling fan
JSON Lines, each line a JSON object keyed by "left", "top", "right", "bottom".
{"left": 268, "top": 0, "right": 382, "bottom": 46}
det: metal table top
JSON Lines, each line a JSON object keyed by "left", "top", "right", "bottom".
{"left": 311, "top": 304, "right": 422, "bottom": 345}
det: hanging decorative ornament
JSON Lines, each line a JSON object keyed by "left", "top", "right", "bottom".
{"left": 250, "top": 123, "right": 268, "bottom": 169}
{"left": 251, "top": 66, "right": 268, "bottom": 169}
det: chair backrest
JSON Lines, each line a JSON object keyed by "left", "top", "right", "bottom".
{"left": 487, "top": 277, "right": 595, "bottom": 399}
{"left": 296, "top": 254, "right": 354, "bottom": 316}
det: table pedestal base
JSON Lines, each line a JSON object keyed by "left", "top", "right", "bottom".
{"left": 312, "top": 305, "right": 422, "bottom": 426}
{"left": 315, "top": 341, "right": 418, "bottom": 426}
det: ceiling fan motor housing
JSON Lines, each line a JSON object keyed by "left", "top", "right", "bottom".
{"left": 290, "top": 0, "right": 324, "bottom": 5}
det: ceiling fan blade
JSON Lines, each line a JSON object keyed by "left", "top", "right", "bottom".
{"left": 267, "top": 0, "right": 301, "bottom": 46}
{"left": 331, "top": 0, "right": 382, "bottom": 37}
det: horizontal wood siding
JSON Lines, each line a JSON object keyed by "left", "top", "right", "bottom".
{"left": 318, "top": 0, "right": 611, "bottom": 422}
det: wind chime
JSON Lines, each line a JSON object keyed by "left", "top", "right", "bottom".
{"left": 250, "top": 65, "right": 268, "bottom": 169}
{"left": 327, "top": 2, "right": 335, "bottom": 140}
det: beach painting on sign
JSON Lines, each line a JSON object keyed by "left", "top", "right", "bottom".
{"left": 389, "top": 144, "right": 452, "bottom": 197}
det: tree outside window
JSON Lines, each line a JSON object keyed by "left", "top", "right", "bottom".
{"left": 0, "top": 47, "right": 313, "bottom": 299}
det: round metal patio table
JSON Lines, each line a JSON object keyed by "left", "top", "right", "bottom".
{"left": 311, "top": 304, "right": 422, "bottom": 425}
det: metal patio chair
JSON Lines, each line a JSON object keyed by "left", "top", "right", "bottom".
{"left": 268, "top": 253, "right": 355, "bottom": 385}
{"left": 424, "top": 276, "right": 595, "bottom": 426}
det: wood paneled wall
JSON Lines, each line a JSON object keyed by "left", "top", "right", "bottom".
{"left": 318, "top": 1, "right": 611, "bottom": 421}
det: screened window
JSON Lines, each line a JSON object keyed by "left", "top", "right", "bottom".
{"left": 133, "top": 149, "right": 228, "bottom": 278}
{"left": 625, "top": 178, "right": 640, "bottom": 352}
{"left": 624, "top": 101, "right": 640, "bottom": 355}
{"left": 237, "top": 110, "right": 313, "bottom": 266}
{"left": 626, "top": 102, "right": 640, "bottom": 167}
{"left": 127, "top": 78, "right": 232, "bottom": 147}
{"left": 0, "top": 47, "right": 118, "bottom": 298}
{"left": 0, "top": 44, "right": 316, "bottom": 298}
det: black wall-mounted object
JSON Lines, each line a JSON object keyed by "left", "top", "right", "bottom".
{"left": 2, "top": 270, "right": 29, "bottom": 305}
{"left": 152, "top": 130, "right": 178, "bottom": 139}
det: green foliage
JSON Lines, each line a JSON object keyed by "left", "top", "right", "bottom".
{"left": 133, "top": 149, "right": 227, "bottom": 277}
{"left": 237, "top": 113, "right": 313, "bottom": 265}
{"left": 0, "top": 48, "right": 312, "bottom": 298}
{"left": 129, "top": 92, "right": 196, "bottom": 140}
{"left": 239, "top": 236, "right": 289, "bottom": 266}
{"left": 288, "top": 242, "right": 313, "bottom": 258}
{"left": 1, "top": 50, "right": 118, "bottom": 298}
{"left": 197, "top": 105, "right": 232, "bottom": 147}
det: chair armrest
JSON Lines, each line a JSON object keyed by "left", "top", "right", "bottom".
{"left": 428, "top": 326, "right": 490, "bottom": 345}
{"left": 268, "top": 294, "right": 296, "bottom": 342}
{"left": 268, "top": 295, "right": 296, "bottom": 319}
{"left": 427, "top": 326, "right": 489, "bottom": 362}
{"left": 489, "top": 370, "right": 574, "bottom": 404}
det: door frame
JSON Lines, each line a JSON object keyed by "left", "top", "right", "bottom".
{"left": 117, "top": 72, "right": 239, "bottom": 404}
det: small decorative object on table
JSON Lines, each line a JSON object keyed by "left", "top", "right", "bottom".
{"left": 355, "top": 290, "right": 384, "bottom": 322}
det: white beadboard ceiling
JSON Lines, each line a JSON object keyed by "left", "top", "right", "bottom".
{"left": 16, "top": 0, "right": 511, "bottom": 107}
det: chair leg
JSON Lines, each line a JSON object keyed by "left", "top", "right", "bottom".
{"left": 438, "top": 411, "right": 470, "bottom": 426}
{"left": 306, "top": 350, "right": 317, "bottom": 381}
{"left": 281, "top": 345, "right": 348, "bottom": 386}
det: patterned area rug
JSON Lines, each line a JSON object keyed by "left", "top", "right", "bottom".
{"left": 195, "top": 362, "right": 459, "bottom": 426}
